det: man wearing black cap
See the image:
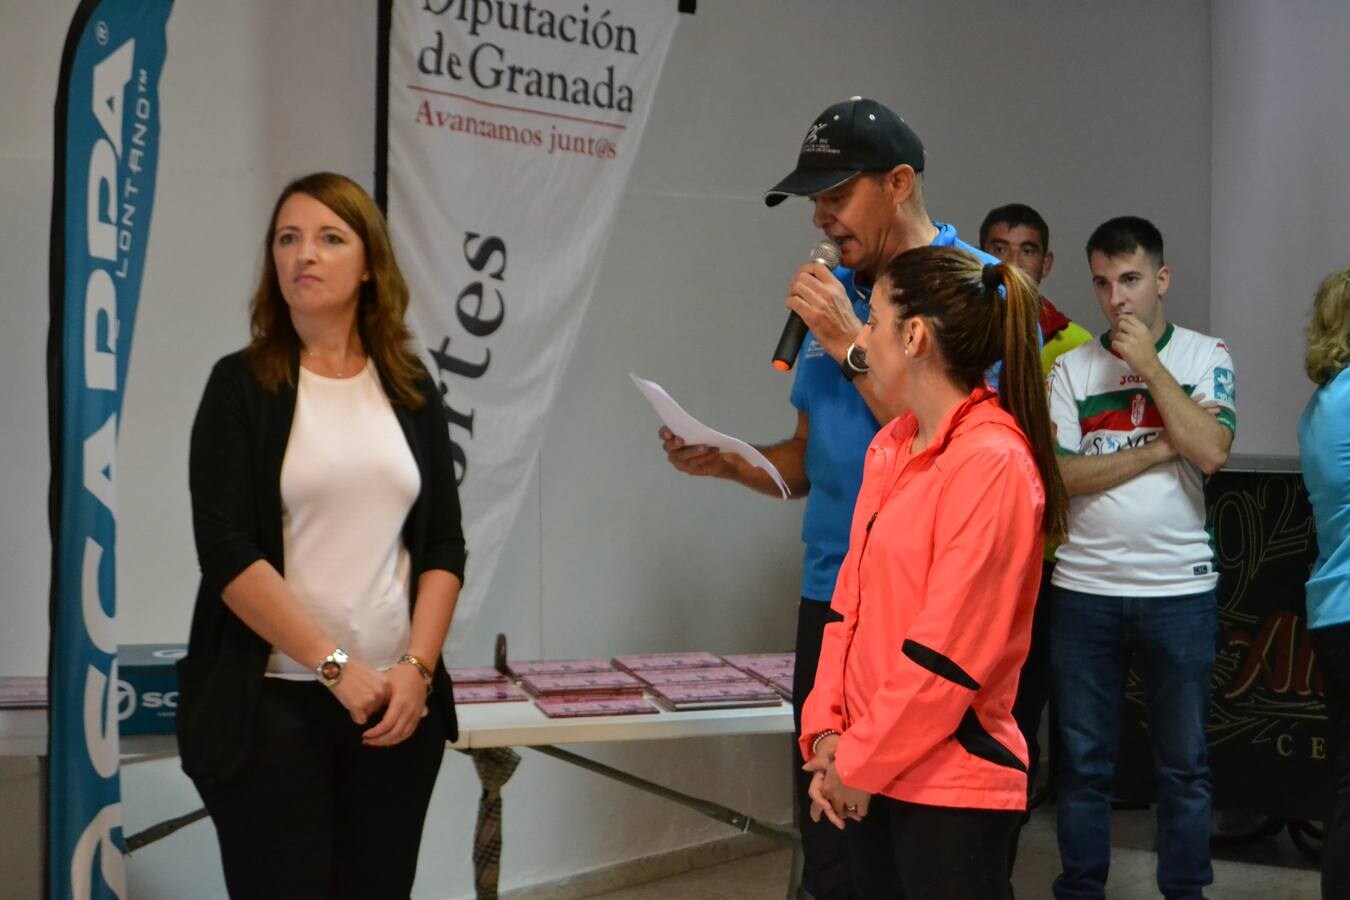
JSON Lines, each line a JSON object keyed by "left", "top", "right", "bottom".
{"left": 659, "top": 96, "right": 997, "bottom": 899}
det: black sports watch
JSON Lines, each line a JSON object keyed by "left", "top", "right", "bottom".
{"left": 841, "top": 342, "right": 869, "bottom": 382}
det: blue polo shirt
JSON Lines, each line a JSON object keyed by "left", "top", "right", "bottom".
{"left": 790, "top": 223, "right": 997, "bottom": 602}
{"left": 1300, "top": 367, "right": 1350, "bottom": 629}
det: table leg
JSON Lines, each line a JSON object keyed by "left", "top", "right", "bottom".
{"left": 787, "top": 838, "right": 805, "bottom": 899}
{"left": 468, "top": 747, "right": 522, "bottom": 900}
{"left": 39, "top": 753, "right": 49, "bottom": 900}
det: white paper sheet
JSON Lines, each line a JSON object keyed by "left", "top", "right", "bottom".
{"left": 630, "top": 373, "right": 790, "bottom": 498}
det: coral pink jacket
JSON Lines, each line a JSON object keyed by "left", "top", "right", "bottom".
{"left": 800, "top": 388, "right": 1046, "bottom": 811}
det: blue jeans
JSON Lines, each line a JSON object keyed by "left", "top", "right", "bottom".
{"left": 1049, "top": 587, "right": 1217, "bottom": 900}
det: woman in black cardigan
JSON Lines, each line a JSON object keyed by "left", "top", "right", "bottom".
{"left": 177, "top": 172, "right": 465, "bottom": 900}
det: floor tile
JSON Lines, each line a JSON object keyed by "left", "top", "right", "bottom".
{"left": 583, "top": 806, "right": 1323, "bottom": 899}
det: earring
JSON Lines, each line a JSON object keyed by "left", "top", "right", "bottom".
{"left": 903, "top": 347, "right": 910, "bottom": 356}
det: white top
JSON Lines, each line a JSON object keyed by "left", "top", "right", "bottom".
{"left": 266, "top": 361, "right": 421, "bottom": 678}
{"left": 1048, "top": 323, "right": 1237, "bottom": 596}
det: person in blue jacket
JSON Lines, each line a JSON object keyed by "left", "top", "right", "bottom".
{"left": 1298, "top": 266, "right": 1350, "bottom": 900}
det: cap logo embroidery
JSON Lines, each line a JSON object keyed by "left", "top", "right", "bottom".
{"left": 801, "top": 122, "right": 838, "bottom": 156}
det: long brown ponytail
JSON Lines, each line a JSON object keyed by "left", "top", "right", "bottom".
{"left": 991, "top": 261, "right": 1068, "bottom": 542}
{"left": 880, "top": 247, "right": 1067, "bottom": 540}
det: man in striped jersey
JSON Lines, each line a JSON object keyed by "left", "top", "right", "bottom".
{"left": 1046, "top": 216, "right": 1235, "bottom": 900}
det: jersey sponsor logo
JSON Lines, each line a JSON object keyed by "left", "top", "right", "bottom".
{"left": 1081, "top": 429, "right": 1162, "bottom": 455}
{"left": 1193, "top": 564, "right": 1210, "bottom": 575}
{"left": 1120, "top": 374, "right": 1146, "bottom": 385}
{"left": 1214, "top": 366, "right": 1235, "bottom": 403}
{"left": 1131, "top": 393, "right": 1146, "bottom": 426}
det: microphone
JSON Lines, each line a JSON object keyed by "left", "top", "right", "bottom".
{"left": 772, "top": 240, "right": 841, "bottom": 372}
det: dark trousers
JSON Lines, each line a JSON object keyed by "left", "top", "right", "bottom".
{"left": 1008, "top": 559, "right": 1057, "bottom": 873}
{"left": 844, "top": 795, "right": 1020, "bottom": 900}
{"left": 1013, "top": 560, "right": 1057, "bottom": 793}
{"left": 794, "top": 598, "right": 856, "bottom": 899}
{"left": 197, "top": 678, "right": 448, "bottom": 900}
{"left": 1313, "top": 622, "right": 1350, "bottom": 899}
{"left": 1050, "top": 589, "right": 1216, "bottom": 900}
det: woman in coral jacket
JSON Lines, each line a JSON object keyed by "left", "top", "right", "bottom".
{"left": 800, "top": 246, "right": 1068, "bottom": 900}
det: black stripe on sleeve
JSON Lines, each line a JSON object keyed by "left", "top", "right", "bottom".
{"left": 954, "top": 707, "right": 1027, "bottom": 772}
{"left": 902, "top": 639, "right": 980, "bottom": 691}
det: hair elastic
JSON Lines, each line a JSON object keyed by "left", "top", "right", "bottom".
{"left": 981, "top": 262, "right": 1002, "bottom": 293}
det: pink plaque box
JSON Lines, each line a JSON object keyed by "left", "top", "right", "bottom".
{"left": 505, "top": 658, "right": 613, "bottom": 676}
{"left": 534, "top": 696, "right": 657, "bottom": 718}
{"left": 452, "top": 683, "right": 527, "bottom": 704}
{"left": 612, "top": 652, "right": 725, "bottom": 672}
{"left": 649, "top": 680, "right": 783, "bottom": 711}
{"left": 519, "top": 670, "right": 645, "bottom": 697}
{"left": 633, "top": 666, "right": 759, "bottom": 686}
{"left": 723, "top": 653, "right": 796, "bottom": 684}
{"left": 528, "top": 691, "right": 645, "bottom": 703}
{"left": 721, "top": 653, "right": 794, "bottom": 669}
{"left": 447, "top": 666, "right": 509, "bottom": 684}
{"left": 750, "top": 666, "right": 795, "bottom": 683}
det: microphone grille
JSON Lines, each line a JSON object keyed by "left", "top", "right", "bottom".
{"left": 810, "top": 240, "right": 840, "bottom": 268}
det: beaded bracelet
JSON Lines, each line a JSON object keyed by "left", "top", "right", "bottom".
{"left": 810, "top": 729, "right": 840, "bottom": 756}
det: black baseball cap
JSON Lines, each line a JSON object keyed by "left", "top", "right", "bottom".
{"left": 764, "top": 97, "right": 925, "bottom": 207}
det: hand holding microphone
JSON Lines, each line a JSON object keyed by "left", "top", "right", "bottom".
{"left": 773, "top": 240, "right": 847, "bottom": 371}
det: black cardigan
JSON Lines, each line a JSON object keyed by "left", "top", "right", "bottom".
{"left": 176, "top": 349, "right": 466, "bottom": 788}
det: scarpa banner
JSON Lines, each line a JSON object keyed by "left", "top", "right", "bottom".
{"left": 379, "top": 0, "right": 681, "bottom": 649}
{"left": 47, "top": 2, "right": 171, "bottom": 898}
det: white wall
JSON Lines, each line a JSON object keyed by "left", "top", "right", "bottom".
{"left": 2, "top": 1, "right": 1215, "bottom": 897}
{"left": 1210, "top": 1, "right": 1350, "bottom": 456}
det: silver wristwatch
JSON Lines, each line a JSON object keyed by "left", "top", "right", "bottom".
{"left": 316, "top": 648, "right": 349, "bottom": 687}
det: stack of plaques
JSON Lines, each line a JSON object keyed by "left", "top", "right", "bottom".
{"left": 646, "top": 680, "right": 782, "bottom": 711}
{"left": 515, "top": 667, "right": 656, "bottom": 718}
{"left": 448, "top": 666, "right": 527, "bottom": 704}
{"left": 722, "top": 652, "right": 795, "bottom": 700}
{"left": 518, "top": 670, "right": 644, "bottom": 698}
{"left": 617, "top": 652, "right": 782, "bottom": 711}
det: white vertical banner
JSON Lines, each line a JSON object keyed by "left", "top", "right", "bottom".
{"left": 381, "top": 0, "right": 681, "bottom": 652}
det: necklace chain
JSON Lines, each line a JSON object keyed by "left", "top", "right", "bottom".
{"left": 304, "top": 348, "right": 358, "bottom": 378}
